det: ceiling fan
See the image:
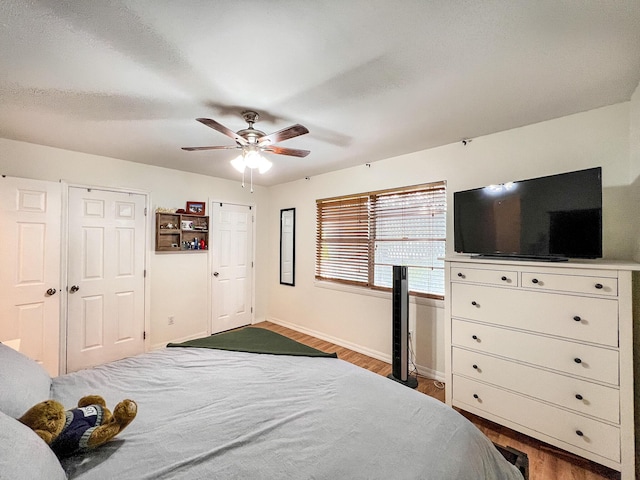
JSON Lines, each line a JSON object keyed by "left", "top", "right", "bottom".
{"left": 182, "top": 110, "right": 310, "bottom": 159}
{"left": 182, "top": 111, "right": 309, "bottom": 191}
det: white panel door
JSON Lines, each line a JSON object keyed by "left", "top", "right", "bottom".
{"left": 66, "top": 187, "right": 146, "bottom": 372}
{"left": 0, "top": 176, "right": 61, "bottom": 376}
{"left": 211, "top": 203, "right": 253, "bottom": 333}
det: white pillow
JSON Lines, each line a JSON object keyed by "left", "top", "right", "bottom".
{"left": 0, "top": 410, "right": 66, "bottom": 480}
{"left": 0, "top": 343, "right": 52, "bottom": 418}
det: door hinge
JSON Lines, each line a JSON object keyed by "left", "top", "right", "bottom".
{"left": 251, "top": 261, "right": 254, "bottom": 268}
{"left": 144, "top": 207, "right": 147, "bottom": 216}
{"left": 251, "top": 307, "right": 253, "bottom": 313}
{"left": 144, "top": 269, "right": 146, "bottom": 278}
{"left": 143, "top": 331, "right": 146, "bottom": 340}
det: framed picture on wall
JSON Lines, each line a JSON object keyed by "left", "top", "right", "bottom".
{"left": 186, "top": 201, "right": 205, "bottom": 216}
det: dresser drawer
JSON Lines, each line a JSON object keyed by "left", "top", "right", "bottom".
{"left": 450, "top": 264, "right": 518, "bottom": 286}
{"left": 452, "top": 348, "right": 620, "bottom": 423}
{"left": 451, "top": 319, "right": 619, "bottom": 384}
{"left": 451, "top": 283, "right": 618, "bottom": 346}
{"left": 521, "top": 271, "right": 617, "bottom": 296}
{"left": 453, "top": 376, "right": 621, "bottom": 462}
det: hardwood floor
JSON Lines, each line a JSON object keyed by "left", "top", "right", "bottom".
{"left": 255, "top": 321, "right": 620, "bottom": 480}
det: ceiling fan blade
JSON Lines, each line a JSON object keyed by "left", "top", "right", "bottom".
{"left": 263, "top": 146, "right": 310, "bottom": 158}
{"left": 258, "top": 124, "right": 309, "bottom": 145}
{"left": 196, "top": 118, "right": 248, "bottom": 146}
{"left": 181, "top": 145, "right": 240, "bottom": 151}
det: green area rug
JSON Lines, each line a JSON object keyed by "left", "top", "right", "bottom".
{"left": 167, "top": 326, "right": 338, "bottom": 358}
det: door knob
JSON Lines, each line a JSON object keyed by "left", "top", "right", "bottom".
{"left": 46, "top": 288, "right": 57, "bottom": 296}
{"left": 69, "top": 285, "right": 80, "bottom": 293}
{"left": 213, "top": 272, "right": 219, "bottom": 277}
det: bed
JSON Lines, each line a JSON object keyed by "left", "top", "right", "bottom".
{"left": 0, "top": 340, "right": 523, "bottom": 479}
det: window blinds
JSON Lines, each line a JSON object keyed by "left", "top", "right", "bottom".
{"left": 316, "top": 181, "right": 446, "bottom": 298}
{"left": 315, "top": 194, "right": 370, "bottom": 285}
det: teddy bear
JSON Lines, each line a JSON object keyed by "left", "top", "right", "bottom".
{"left": 18, "top": 395, "right": 137, "bottom": 458}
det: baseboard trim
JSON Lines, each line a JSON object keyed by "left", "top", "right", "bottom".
{"left": 150, "top": 330, "right": 208, "bottom": 351}
{"left": 267, "top": 317, "right": 392, "bottom": 364}
{"left": 267, "top": 317, "right": 446, "bottom": 382}
{"left": 414, "top": 363, "right": 446, "bottom": 383}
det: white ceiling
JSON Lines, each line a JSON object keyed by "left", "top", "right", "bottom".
{"left": 1, "top": 1, "right": 639, "bottom": 186}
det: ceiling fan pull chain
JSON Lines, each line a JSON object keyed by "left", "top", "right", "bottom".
{"left": 250, "top": 168, "right": 254, "bottom": 193}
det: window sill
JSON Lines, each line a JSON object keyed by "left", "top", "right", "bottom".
{"left": 314, "top": 280, "right": 444, "bottom": 308}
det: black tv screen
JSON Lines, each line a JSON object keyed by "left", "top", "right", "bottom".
{"left": 454, "top": 167, "right": 602, "bottom": 260}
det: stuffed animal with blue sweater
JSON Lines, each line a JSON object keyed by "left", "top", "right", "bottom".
{"left": 18, "top": 395, "right": 137, "bottom": 457}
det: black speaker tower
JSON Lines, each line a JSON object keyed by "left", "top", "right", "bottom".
{"left": 387, "top": 265, "right": 417, "bottom": 388}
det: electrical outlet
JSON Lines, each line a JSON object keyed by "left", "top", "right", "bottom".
{"left": 168, "top": 315, "right": 175, "bottom": 325}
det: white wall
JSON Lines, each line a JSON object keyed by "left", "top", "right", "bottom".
{"left": 630, "top": 83, "right": 640, "bottom": 184}
{"left": 627, "top": 81, "right": 640, "bottom": 478}
{"left": 0, "top": 139, "right": 270, "bottom": 349}
{"left": 630, "top": 82, "right": 640, "bottom": 262}
{"left": 267, "top": 102, "right": 636, "bottom": 379}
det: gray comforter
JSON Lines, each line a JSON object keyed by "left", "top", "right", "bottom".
{"left": 51, "top": 348, "right": 522, "bottom": 479}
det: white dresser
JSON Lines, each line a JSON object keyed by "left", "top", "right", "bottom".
{"left": 444, "top": 257, "right": 638, "bottom": 479}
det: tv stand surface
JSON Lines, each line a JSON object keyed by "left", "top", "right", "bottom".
{"left": 470, "top": 254, "right": 569, "bottom": 262}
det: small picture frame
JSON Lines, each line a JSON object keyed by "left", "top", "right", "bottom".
{"left": 186, "top": 201, "right": 205, "bottom": 216}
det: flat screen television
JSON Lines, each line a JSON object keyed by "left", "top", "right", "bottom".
{"left": 454, "top": 167, "right": 602, "bottom": 260}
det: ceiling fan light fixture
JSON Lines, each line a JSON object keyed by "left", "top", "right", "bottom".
{"left": 244, "top": 149, "right": 263, "bottom": 169}
{"left": 230, "top": 154, "right": 246, "bottom": 173}
{"left": 230, "top": 148, "right": 272, "bottom": 174}
{"left": 258, "top": 158, "right": 273, "bottom": 174}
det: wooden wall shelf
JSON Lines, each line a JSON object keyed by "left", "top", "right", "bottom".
{"left": 155, "top": 212, "right": 209, "bottom": 252}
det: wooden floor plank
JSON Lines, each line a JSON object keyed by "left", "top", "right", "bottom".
{"left": 254, "top": 321, "right": 620, "bottom": 480}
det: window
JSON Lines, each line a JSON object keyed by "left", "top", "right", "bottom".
{"left": 316, "top": 181, "right": 446, "bottom": 299}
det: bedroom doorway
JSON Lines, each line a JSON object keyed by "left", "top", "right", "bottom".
{"left": 65, "top": 187, "right": 147, "bottom": 372}
{"left": 0, "top": 176, "right": 61, "bottom": 376}
{"left": 210, "top": 202, "right": 254, "bottom": 334}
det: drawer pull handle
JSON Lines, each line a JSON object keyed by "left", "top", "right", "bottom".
{"left": 576, "top": 430, "right": 584, "bottom": 437}
{"left": 595, "top": 283, "right": 603, "bottom": 289}
{"left": 471, "top": 301, "right": 478, "bottom": 306}
{"left": 472, "top": 364, "right": 478, "bottom": 369}
{"left": 472, "top": 335, "right": 478, "bottom": 340}
{"left": 574, "top": 357, "right": 582, "bottom": 364}
{"left": 473, "top": 394, "right": 479, "bottom": 399}
{"left": 457, "top": 272, "right": 465, "bottom": 278}
{"left": 531, "top": 278, "right": 539, "bottom": 284}
{"left": 501, "top": 276, "right": 507, "bottom": 281}
{"left": 573, "top": 316, "right": 581, "bottom": 322}
{"left": 575, "top": 394, "right": 583, "bottom": 400}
